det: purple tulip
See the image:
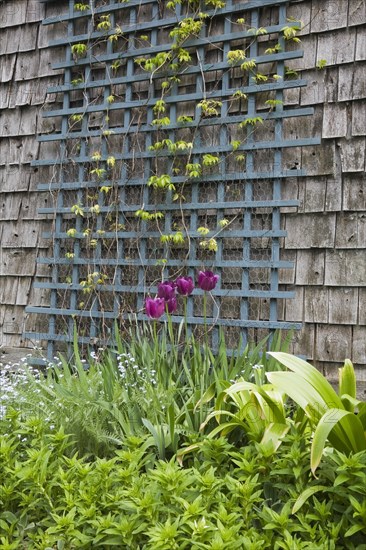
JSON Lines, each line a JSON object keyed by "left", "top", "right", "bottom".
{"left": 145, "top": 297, "right": 165, "bottom": 319}
{"left": 198, "top": 270, "right": 219, "bottom": 291}
{"left": 157, "top": 281, "right": 176, "bottom": 301}
{"left": 166, "top": 295, "right": 178, "bottom": 314}
{"left": 175, "top": 276, "right": 194, "bottom": 296}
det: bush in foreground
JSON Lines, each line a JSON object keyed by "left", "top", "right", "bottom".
{"left": 1, "top": 411, "right": 366, "bottom": 549}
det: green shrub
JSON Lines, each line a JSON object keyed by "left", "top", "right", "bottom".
{"left": 1, "top": 413, "right": 366, "bottom": 549}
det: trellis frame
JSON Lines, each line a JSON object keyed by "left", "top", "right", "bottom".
{"left": 27, "top": 0, "right": 320, "bottom": 360}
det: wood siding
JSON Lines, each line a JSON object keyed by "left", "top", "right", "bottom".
{"left": 0, "top": 0, "right": 365, "bottom": 394}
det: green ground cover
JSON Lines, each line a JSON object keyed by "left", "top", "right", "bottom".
{"left": 1, "top": 325, "right": 365, "bottom": 549}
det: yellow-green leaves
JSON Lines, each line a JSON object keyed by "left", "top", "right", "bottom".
{"left": 267, "top": 352, "right": 366, "bottom": 474}
{"left": 71, "top": 43, "right": 87, "bottom": 58}
{"left": 281, "top": 24, "right": 301, "bottom": 42}
{"left": 201, "top": 378, "right": 289, "bottom": 456}
{"left": 148, "top": 174, "right": 175, "bottom": 190}
{"left": 227, "top": 50, "right": 246, "bottom": 65}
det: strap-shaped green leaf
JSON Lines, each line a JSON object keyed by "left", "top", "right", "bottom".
{"left": 292, "top": 485, "right": 328, "bottom": 514}
{"left": 266, "top": 371, "right": 328, "bottom": 416}
{"left": 311, "top": 409, "right": 366, "bottom": 474}
{"left": 268, "top": 352, "right": 343, "bottom": 409}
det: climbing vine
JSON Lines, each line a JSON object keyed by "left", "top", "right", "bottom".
{"left": 33, "top": 0, "right": 311, "bottom": 354}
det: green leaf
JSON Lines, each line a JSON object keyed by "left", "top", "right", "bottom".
{"left": 311, "top": 409, "right": 366, "bottom": 474}
{"left": 338, "top": 359, "right": 356, "bottom": 411}
{"left": 266, "top": 371, "right": 328, "bottom": 416}
{"left": 260, "top": 422, "right": 289, "bottom": 454}
{"left": 292, "top": 485, "right": 328, "bottom": 514}
{"left": 344, "top": 524, "right": 366, "bottom": 537}
{"left": 194, "top": 382, "right": 217, "bottom": 412}
{"left": 268, "top": 353, "right": 343, "bottom": 410}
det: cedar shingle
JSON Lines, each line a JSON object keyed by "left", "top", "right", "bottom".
{"left": 325, "top": 176, "right": 343, "bottom": 212}
{"left": 16, "top": 278, "right": 33, "bottom": 305}
{"left": 0, "top": 194, "right": 21, "bottom": 220}
{"left": 315, "top": 324, "right": 352, "bottom": 362}
{"left": 296, "top": 250, "right": 325, "bottom": 285}
{"left": 322, "top": 103, "right": 348, "bottom": 138}
{"left": 1, "top": 54, "right": 17, "bottom": 83}
{"left": 317, "top": 29, "right": 356, "bottom": 66}
{"left": 348, "top": 1, "right": 366, "bottom": 26}
{"left": 0, "top": 165, "right": 31, "bottom": 192}
{"left": 289, "top": 324, "right": 315, "bottom": 360}
{"left": 285, "top": 212, "right": 336, "bottom": 249}
{"left": 2, "top": 221, "right": 40, "bottom": 248}
{"left": 358, "top": 289, "right": 366, "bottom": 325}
{"left": 343, "top": 173, "right": 366, "bottom": 211}
{"left": 311, "top": 0, "right": 349, "bottom": 33}
{"left": 301, "top": 141, "right": 336, "bottom": 176}
{"left": 26, "top": 0, "right": 45, "bottom": 23}
{"left": 356, "top": 27, "right": 366, "bottom": 61}
{"left": 14, "top": 50, "right": 41, "bottom": 81}
{"left": 287, "top": 2, "right": 312, "bottom": 36}
{"left": 300, "top": 67, "right": 338, "bottom": 105}
{"left": 284, "top": 286, "right": 304, "bottom": 322}
{"left": 303, "top": 178, "right": 326, "bottom": 213}
{"left": 352, "top": 327, "right": 366, "bottom": 365}
{"left": 0, "top": 248, "right": 37, "bottom": 277}
{"left": 304, "top": 287, "right": 329, "bottom": 323}
{"left": 328, "top": 288, "right": 359, "bottom": 324}
{"left": 0, "top": 1, "right": 27, "bottom": 29}
{"left": 338, "top": 64, "right": 366, "bottom": 101}
{"left": 325, "top": 250, "right": 366, "bottom": 286}
{"left": 339, "top": 137, "right": 366, "bottom": 172}
{"left": 0, "top": 277, "right": 19, "bottom": 305}
{"left": 19, "top": 23, "right": 39, "bottom": 52}
{"left": 335, "top": 212, "right": 366, "bottom": 248}
{"left": 352, "top": 101, "right": 366, "bottom": 136}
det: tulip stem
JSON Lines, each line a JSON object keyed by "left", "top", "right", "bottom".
{"left": 183, "top": 298, "right": 188, "bottom": 341}
{"left": 203, "top": 292, "right": 209, "bottom": 366}
{"left": 153, "top": 319, "right": 157, "bottom": 346}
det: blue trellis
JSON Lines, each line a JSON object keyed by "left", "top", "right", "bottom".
{"left": 27, "top": 0, "right": 320, "bottom": 359}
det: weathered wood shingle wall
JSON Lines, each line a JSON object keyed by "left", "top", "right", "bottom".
{"left": 0, "top": 0, "right": 365, "bottom": 384}
{"left": 0, "top": 0, "right": 66, "bottom": 362}
{"left": 280, "top": 0, "right": 366, "bottom": 388}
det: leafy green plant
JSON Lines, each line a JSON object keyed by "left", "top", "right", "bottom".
{"left": 267, "top": 353, "right": 366, "bottom": 473}
{"left": 4, "top": 326, "right": 292, "bottom": 461}
{"left": 1, "top": 412, "right": 366, "bottom": 549}
{"left": 199, "top": 378, "right": 289, "bottom": 453}
{"left": 71, "top": 43, "right": 87, "bottom": 58}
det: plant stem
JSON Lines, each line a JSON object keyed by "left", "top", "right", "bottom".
{"left": 203, "top": 292, "right": 209, "bottom": 377}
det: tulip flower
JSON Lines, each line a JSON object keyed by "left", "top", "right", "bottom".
{"left": 145, "top": 297, "right": 165, "bottom": 319}
{"left": 166, "top": 295, "right": 178, "bottom": 314}
{"left": 175, "top": 276, "right": 194, "bottom": 296}
{"left": 157, "top": 281, "right": 176, "bottom": 301}
{"left": 198, "top": 270, "right": 219, "bottom": 291}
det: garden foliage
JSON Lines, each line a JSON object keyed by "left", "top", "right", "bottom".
{"left": 1, "top": 330, "right": 366, "bottom": 549}
{"left": 1, "top": 412, "right": 366, "bottom": 549}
